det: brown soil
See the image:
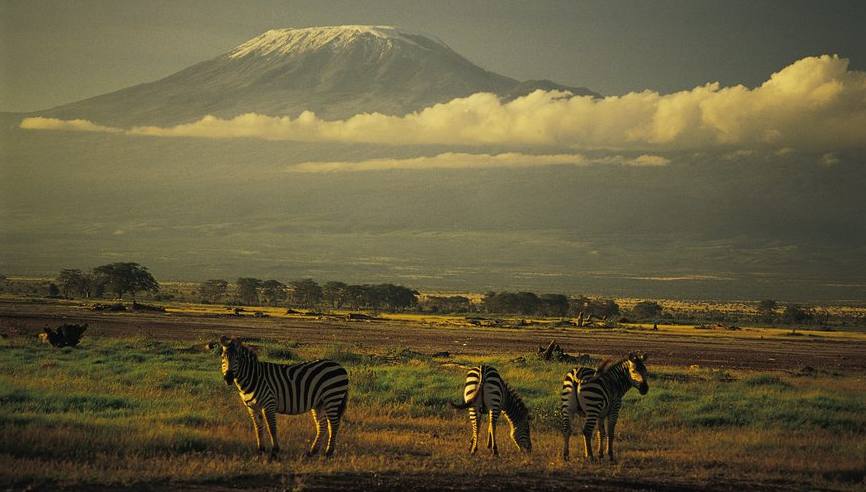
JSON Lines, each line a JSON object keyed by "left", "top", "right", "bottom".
{"left": 3, "top": 301, "right": 865, "bottom": 373}
{"left": 17, "top": 471, "right": 801, "bottom": 492}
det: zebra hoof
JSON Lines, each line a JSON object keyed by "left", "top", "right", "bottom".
{"left": 324, "top": 448, "right": 335, "bottom": 458}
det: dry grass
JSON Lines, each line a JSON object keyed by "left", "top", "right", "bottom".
{"left": 1, "top": 333, "right": 865, "bottom": 490}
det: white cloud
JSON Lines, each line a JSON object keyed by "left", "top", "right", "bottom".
{"left": 287, "top": 152, "right": 670, "bottom": 173}
{"left": 19, "top": 117, "right": 121, "bottom": 133}
{"left": 20, "top": 55, "right": 866, "bottom": 151}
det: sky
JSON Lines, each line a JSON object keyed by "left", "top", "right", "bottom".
{"left": 2, "top": 0, "right": 866, "bottom": 112}
{"left": 2, "top": 0, "right": 866, "bottom": 300}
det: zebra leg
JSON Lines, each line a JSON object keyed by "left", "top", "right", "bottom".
{"left": 582, "top": 416, "right": 598, "bottom": 462}
{"left": 488, "top": 409, "right": 500, "bottom": 456}
{"left": 607, "top": 409, "right": 620, "bottom": 463}
{"left": 262, "top": 407, "right": 280, "bottom": 460}
{"left": 560, "top": 408, "right": 572, "bottom": 461}
{"left": 246, "top": 406, "right": 265, "bottom": 455}
{"left": 305, "top": 408, "right": 328, "bottom": 457}
{"left": 324, "top": 412, "right": 342, "bottom": 457}
{"left": 468, "top": 407, "right": 480, "bottom": 454}
{"left": 596, "top": 417, "right": 608, "bottom": 459}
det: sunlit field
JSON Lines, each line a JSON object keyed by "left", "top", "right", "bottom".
{"left": 1, "top": 333, "right": 864, "bottom": 490}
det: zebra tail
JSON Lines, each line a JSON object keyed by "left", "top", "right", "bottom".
{"left": 449, "top": 400, "right": 473, "bottom": 409}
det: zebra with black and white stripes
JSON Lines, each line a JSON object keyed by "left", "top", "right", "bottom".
{"left": 559, "top": 352, "right": 649, "bottom": 462}
{"left": 218, "top": 336, "right": 349, "bottom": 458}
{"left": 450, "top": 364, "right": 532, "bottom": 455}
{"left": 559, "top": 364, "right": 597, "bottom": 460}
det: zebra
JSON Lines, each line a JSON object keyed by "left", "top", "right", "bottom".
{"left": 218, "top": 336, "right": 349, "bottom": 458}
{"left": 450, "top": 364, "right": 532, "bottom": 455}
{"left": 559, "top": 352, "right": 649, "bottom": 462}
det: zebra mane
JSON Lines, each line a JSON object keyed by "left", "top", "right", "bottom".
{"left": 596, "top": 357, "right": 626, "bottom": 373}
{"left": 588, "top": 356, "right": 629, "bottom": 381}
{"left": 503, "top": 382, "right": 530, "bottom": 423}
{"left": 233, "top": 339, "right": 259, "bottom": 361}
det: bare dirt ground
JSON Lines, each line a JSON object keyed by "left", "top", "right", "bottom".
{"left": 3, "top": 300, "right": 866, "bottom": 373}
{"left": 64, "top": 472, "right": 798, "bottom": 492}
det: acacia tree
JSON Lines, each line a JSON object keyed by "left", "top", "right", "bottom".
{"left": 757, "top": 299, "right": 778, "bottom": 322}
{"left": 290, "top": 279, "right": 322, "bottom": 308}
{"left": 93, "top": 262, "right": 159, "bottom": 300}
{"left": 199, "top": 279, "right": 228, "bottom": 303}
{"left": 783, "top": 304, "right": 812, "bottom": 324}
{"left": 58, "top": 269, "right": 85, "bottom": 298}
{"left": 540, "top": 294, "right": 570, "bottom": 317}
{"left": 80, "top": 272, "right": 104, "bottom": 298}
{"left": 323, "top": 281, "right": 348, "bottom": 309}
{"left": 261, "top": 280, "right": 287, "bottom": 306}
{"left": 236, "top": 278, "right": 262, "bottom": 305}
{"left": 344, "top": 284, "right": 368, "bottom": 310}
{"left": 632, "top": 301, "right": 663, "bottom": 320}
{"left": 483, "top": 291, "right": 541, "bottom": 315}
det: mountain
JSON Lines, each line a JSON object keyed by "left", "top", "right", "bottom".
{"left": 36, "top": 25, "right": 598, "bottom": 126}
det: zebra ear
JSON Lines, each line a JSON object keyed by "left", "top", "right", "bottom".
{"left": 640, "top": 353, "right": 648, "bottom": 362}
{"left": 218, "top": 336, "right": 230, "bottom": 348}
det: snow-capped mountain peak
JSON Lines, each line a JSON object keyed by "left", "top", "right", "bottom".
{"left": 228, "top": 25, "right": 448, "bottom": 59}
{"left": 39, "top": 26, "right": 597, "bottom": 125}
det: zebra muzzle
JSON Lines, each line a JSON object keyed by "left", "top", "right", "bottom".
{"left": 223, "top": 371, "right": 235, "bottom": 385}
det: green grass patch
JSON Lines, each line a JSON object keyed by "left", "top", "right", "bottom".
{"left": 1, "top": 335, "right": 865, "bottom": 489}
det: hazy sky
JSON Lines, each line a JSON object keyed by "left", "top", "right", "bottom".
{"left": 2, "top": 0, "right": 865, "bottom": 112}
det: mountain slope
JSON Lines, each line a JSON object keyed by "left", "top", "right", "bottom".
{"left": 38, "top": 26, "right": 597, "bottom": 126}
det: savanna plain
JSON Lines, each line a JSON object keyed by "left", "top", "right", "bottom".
{"left": 2, "top": 298, "right": 866, "bottom": 491}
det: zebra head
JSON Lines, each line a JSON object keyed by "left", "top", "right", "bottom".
{"left": 219, "top": 336, "right": 244, "bottom": 385}
{"left": 626, "top": 352, "right": 650, "bottom": 395}
{"left": 512, "top": 414, "right": 532, "bottom": 453}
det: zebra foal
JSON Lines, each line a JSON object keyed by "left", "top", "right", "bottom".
{"left": 451, "top": 364, "right": 532, "bottom": 455}
{"left": 218, "top": 336, "right": 349, "bottom": 458}
{"left": 560, "top": 352, "right": 649, "bottom": 462}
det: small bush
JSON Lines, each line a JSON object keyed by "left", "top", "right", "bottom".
{"left": 743, "top": 374, "right": 790, "bottom": 387}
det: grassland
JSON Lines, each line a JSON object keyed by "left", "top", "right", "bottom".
{"left": 1, "top": 323, "right": 865, "bottom": 491}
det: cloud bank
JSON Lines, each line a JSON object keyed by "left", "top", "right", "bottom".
{"left": 19, "top": 117, "right": 121, "bottom": 133}
{"left": 287, "top": 152, "right": 670, "bottom": 173}
{"left": 21, "top": 55, "right": 866, "bottom": 151}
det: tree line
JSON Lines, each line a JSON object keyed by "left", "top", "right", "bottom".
{"left": 477, "top": 292, "right": 622, "bottom": 318}
{"left": 200, "top": 278, "right": 420, "bottom": 311}
{"left": 40, "top": 263, "right": 839, "bottom": 325}
{"left": 56, "top": 263, "right": 159, "bottom": 300}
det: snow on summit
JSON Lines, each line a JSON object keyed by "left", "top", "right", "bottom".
{"left": 228, "top": 25, "right": 446, "bottom": 58}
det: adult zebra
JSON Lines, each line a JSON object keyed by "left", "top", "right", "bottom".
{"left": 218, "top": 336, "right": 349, "bottom": 458}
{"left": 450, "top": 364, "right": 532, "bottom": 455}
{"left": 559, "top": 352, "right": 649, "bottom": 462}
